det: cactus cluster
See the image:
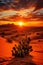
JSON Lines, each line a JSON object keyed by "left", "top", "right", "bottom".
{"left": 12, "top": 37, "right": 33, "bottom": 57}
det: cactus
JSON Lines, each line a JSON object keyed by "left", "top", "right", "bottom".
{"left": 12, "top": 37, "right": 33, "bottom": 57}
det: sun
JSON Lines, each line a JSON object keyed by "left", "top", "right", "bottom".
{"left": 18, "top": 22, "right": 24, "bottom": 26}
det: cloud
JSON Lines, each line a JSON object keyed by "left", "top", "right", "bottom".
{"left": 0, "top": 0, "right": 43, "bottom": 13}
{"left": 0, "top": 10, "right": 17, "bottom": 18}
{"left": 34, "top": 0, "right": 43, "bottom": 11}
{"left": 0, "top": 7, "right": 35, "bottom": 18}
{"left": 0, "top": 0, "right": 37, "bottom": 10}
{"left": 0, "top": 8, "right": 43, "bottom": 21}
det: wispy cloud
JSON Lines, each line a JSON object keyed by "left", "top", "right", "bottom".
{"left": 0, "top": 0, "right": 43, "bottom": 11}
{"left": 0, "top": 8, "right": 43, "bottom": 21}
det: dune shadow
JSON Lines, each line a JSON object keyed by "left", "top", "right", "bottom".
{"left": 7, "top": 54, "right": 36, "bottom": 65}
{"left": 25, "top": 62, "right": 36, "bottom": 65}
{"left": 35, "top": 51, "right": 43, "bottom": 53}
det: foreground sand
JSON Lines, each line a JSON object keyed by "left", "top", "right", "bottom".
{"left": 0, "top": 55, "right": 36, "bottom": 65}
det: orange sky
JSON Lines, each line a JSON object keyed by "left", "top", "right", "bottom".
{"left": 0, "top": 20, "right": 43, "bottom": 27}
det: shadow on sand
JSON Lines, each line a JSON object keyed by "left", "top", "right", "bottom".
{"left": 7, "top": 55, "right": 36, "bottom": 65}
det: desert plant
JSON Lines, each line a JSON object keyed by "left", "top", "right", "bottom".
{"left": 7, "top": 38, "right": 12, "bottom": 43}
{"left": 1, "top": 32, "right": 5, "bottom": 37}
{"left": 12, "top": 37, "right": 33, "bottom": 57}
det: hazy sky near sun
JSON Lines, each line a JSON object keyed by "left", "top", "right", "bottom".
{"left": 0, "top": 0, "right": 43, "bottom": 26}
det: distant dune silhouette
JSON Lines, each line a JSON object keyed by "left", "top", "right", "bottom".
{"left": 0, "top": 24, "right": 43, "bottom": 42}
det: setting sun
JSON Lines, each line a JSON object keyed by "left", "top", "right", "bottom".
{"left": 13, "top": 21, "right": 26, "bottom": 26}
{"left": 18, "top": 22, "right": 24, "bottom": 26}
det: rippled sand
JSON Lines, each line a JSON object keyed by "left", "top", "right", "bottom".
{"left": 30, "top": 40, "right": 43, "bottom": 65}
